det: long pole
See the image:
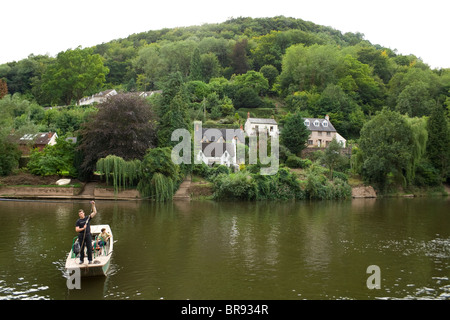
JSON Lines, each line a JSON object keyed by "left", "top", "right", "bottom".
{"left": 77, "top": 201, "right": 95, "bottom": 261}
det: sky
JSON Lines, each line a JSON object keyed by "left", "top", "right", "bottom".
{"left": 1, "top": 0, "right": 449, "bottom": 69}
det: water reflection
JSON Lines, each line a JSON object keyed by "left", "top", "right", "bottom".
{"left": 0, "top": 198, "right": 449, "bottom": 300}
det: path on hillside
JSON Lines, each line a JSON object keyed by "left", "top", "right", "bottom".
{"left": 173, "top": 176, "right": 191, "bottom": 201}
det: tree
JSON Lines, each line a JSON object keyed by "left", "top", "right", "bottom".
{"left": 426, "top": 104, "right": 450, "bottom": 180}
{"left": 137, "top": 147, "right": 180, "bottom": 201}
{"left": 280, "top": 44, "right": 340, "bottom": 93}
{"left": 357, "top": 46, "right": 393, "bottom": 84}
{"left": 96, "top": 155, "right": 142, "bottom": 194}
{"left": 396, "top": 81, "right": 435, "bottom": 117}
{"left": 157, "top": 89, "right": 190, "bottom": 147}
{"left": 404, "top": 116, "right": 428, "bottom": 183}
{"left": 42, "top": 47, "right": 109, "bottom": 105}
{"left": 0, "top": 137, "right": 20, "bottom": 176}
{"left": 78, "top": 94, "right": 157, "bottom": 177}
{"left": 230, "top": 38, "right": 250, "bottom": 75}
{"left": 280, "top": 112, "right": 310, "bottom": 155}
{"left": 200, "top": 53, "right": 221, "bottom": 82}
{"left": 189, "top": 47, "right": 203, "bottom": 81}
{"left": 27, "top": 136, "right": 77, "bottom": 177}
{"left": 157, "top": 72, "right": 190, "bottom": 148}
{"left": 233, "top": 71, "right": 269, "bottom": 96}
{"left": 133, "top": 43, "right": 166, "bottom": 90}
{"left": 320, "top": 138, "right": 344, "bottom": 180}
{"left": 159, "top": 40, "right": 197, "bottom": 77}
{"left": 259, "top": 65, "right": 279, "bottom": 90}
{"left": 221, "top": 96, "right": 235, "bottom": 117}
{"left": 358, "top": 108, "right": 415, "bottom": 191}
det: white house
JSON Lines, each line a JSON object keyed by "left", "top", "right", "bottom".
{"left": 195, "top": 126, "right": 245, "bottom": 167}
{"left": 244, "top": 113, "right": 279, "bottom": 137}
{"left": 197, "top": 142, "right": 237, "bottom": 167}
{"left": 79, "top": 89, "right": 117, "bottom": 105}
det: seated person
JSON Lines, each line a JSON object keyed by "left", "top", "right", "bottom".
{"left": 97, "top": 228, "right": 111, "bottom": 248}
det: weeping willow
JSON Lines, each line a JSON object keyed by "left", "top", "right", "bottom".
{"left": 96, "top": 155, "right": 142, "bottom": 194}
{"left": 404, "top": 116, "right": 428, "bottom": 185}
{"left": 137, "top": 172, "right": 174, "bottom": 202}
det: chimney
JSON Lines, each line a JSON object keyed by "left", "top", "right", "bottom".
{"left": 48, "top": 132, "right": 53, "bottom": 138}
{"left": 247, "top": 112, "right": 250, "bottom": 119}
{"left": 325, "top": 114, "right": 329, "bottom": 121}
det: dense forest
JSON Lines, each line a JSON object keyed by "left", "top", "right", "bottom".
{"left": 0, "top": 16, "right": 449, "bottom": 199}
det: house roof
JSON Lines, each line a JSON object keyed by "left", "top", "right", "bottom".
{"left": 247, "top": 117, "right": 277, "bottom": 125}
{"left": 18, "top": 132, "right": 57, "bottom": 145}
{"left": 201, "top": 128, "right": 245, "bottom": 143}
{"left": 79, "top": 89, "right": 117, "bottom": 104}
{"left": 201, "top": 142, "right": 235, "bottom": 157}
{"left": 303, "top": 118, "right": 336, "bottom": 132}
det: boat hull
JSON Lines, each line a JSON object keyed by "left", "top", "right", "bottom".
{"left": 65, "top": 224, "right": 113, "bottom": 277}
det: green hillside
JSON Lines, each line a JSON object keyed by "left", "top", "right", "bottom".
{"left": 0, "top": 16, "right": 448, "bottom": 195}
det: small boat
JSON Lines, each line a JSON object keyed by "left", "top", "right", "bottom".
{"left": 65, "top": 224, "right": 113, "bottom": 277}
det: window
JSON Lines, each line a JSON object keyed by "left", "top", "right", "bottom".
{"left": 313, "top": 120, "right": 320, "bottom": 127}
{"left": 308, "top": 140, "right": 313, "bottom": 145}
{"left": 304, "top": 119, "right": 310, "bottom": 126}
{"left": 322, "top": 120, "right": 328, "bottom": 127}
{"left": 326, "top": 132, "right": 331, "bottom": 136}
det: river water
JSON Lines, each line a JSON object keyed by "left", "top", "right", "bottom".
{"left": 0, "top": 197, "right": 449, "bottom": 300}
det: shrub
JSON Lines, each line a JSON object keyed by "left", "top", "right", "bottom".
{"left": 275, "top": 167, "right": 305, "bottom": 199}
{"left": 192, "top": 163, "right": 212, "bottom": 179}
{"left": 285, "top": 155, "right": 312, "bottom": 169}
{"left": 304, "top": 163, "right": 351, "bottom": 199}
{"left": 208, "top": 165, "right": 230, "bottom": 180}
{"left": 332, "top": 171, "right": 348, "bottom": 182}
{"left": 413, "top": 160, "right": 441, "bottom": 186}
{"left": 27, "top": 137, "right": 77, "bottom": 177}
{"left": 214, "top": 171, "right": 257, "bottom": 200}
{"left": 0, "top": 140, "right": 21, "bottom": 176}
{"left": 251, "top": 167, "right": 305, "bottom": 200}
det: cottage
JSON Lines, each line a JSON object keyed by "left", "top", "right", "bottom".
{"left": 199, "top": 128, "right": 245, "bottom": 144}
{"left": 244, "top": 113, "right": 279, "bottom": 137}
{"left": 303, "top": 115, "right": 346, "bottom": 148}
{"left": 197, "top": 142, "right": 237, "bottom": 167}
{"left": 195, "top": 126, "right": 245, "bottom": 167}
{"left": 16, "top": 132, "right": 58, "bottom": 155}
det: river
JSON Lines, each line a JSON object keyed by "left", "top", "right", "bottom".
{"left": 0, "top": 197, "right": 449, "bottom": 300}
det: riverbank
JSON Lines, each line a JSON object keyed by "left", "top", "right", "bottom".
{"left": 0, "top": 173, "right": 140, "bottom": 200}
{"left": 0, "top": 182, "right": 141, "bottom": 200}
{"left": 1, "top": 172, "right": 448, "bottom": 201}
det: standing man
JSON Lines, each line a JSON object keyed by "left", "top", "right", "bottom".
{"left": 75, "top": 200, "right": 97, "bottom": 264}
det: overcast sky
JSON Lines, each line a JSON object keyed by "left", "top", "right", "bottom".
{"left": 2, "top": 0, "right": 448, "bottom": 69}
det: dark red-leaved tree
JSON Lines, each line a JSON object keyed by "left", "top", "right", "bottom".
{"left": 77, "top": 94, "right": 157, "bottom": 179}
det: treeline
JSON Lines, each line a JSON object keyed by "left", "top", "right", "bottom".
{"left": 0, "top": 16, "right": 449, "bottom": 196}
{"left": 1, "top": 16, "right": 448, "bottom": 136}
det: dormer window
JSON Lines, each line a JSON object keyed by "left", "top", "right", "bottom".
{"left": 304, "top": 119, "right": 310, "bottom": 126}
{"left": 313, "top": 120, "right": 320, "bottom": 127}
{"left": 322, "top": 120, "right": 328, "bottom": 127}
